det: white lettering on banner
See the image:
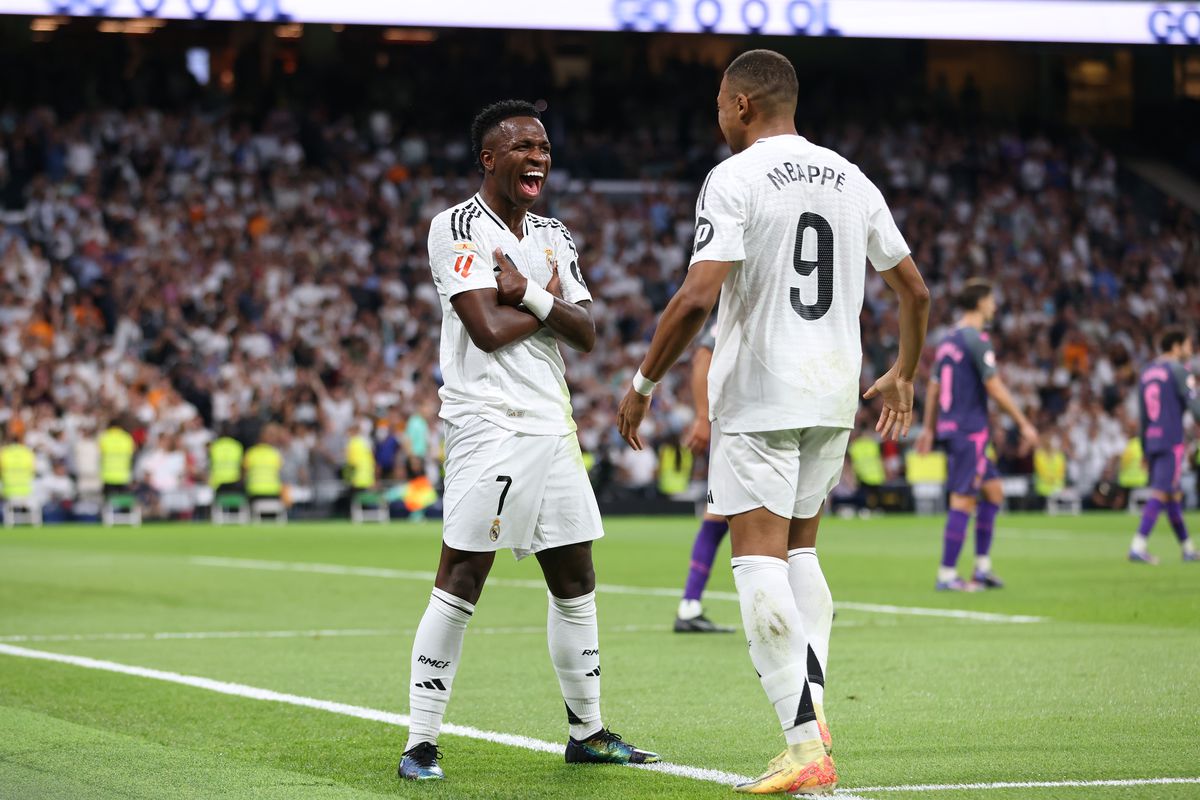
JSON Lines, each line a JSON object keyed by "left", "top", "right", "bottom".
{"left": 10, "top": 0, "right": 1193, "bottom": 45}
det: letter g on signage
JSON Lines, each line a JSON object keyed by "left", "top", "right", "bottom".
{"left": 613, "top": 0, "right": 677, "bottom": 31}
{"left": 1149, "top": 4, "right": 1200, "bottom": 43}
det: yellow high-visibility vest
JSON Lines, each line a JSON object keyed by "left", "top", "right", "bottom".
{"left": 1033, "top": 449, "right": 1066, "bottom": 496}
{"left": 657, "top": 444, "right": 693, "bottom": 496}
{"left": 99, "top": 427, "right": 135, "bottom": 486}
{"left": 905, "top": 451, "right": 948, "bottom": 484}
{"left": 0, "top": 443, "right": 36, "bottom": 499}
{"left": 848, "top": 437, "right": 885, "bottom": 486}
{"left": 345, "top": 436, "right": 376, "bottom": 490}
{"left": 1118, "top": 438, "right": 1149, "bottom": 489}
{"left": 209, "top": 437, "right": 244, "bottom": 488}
{"left": 244, "top": 444, "right": 282, "bottom": 496}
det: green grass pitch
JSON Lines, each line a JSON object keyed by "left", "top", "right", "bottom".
{"left": 1, "top": 512, "right": 1198, "bottom": 799}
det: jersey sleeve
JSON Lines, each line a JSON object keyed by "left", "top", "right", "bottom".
{"left": 1169, "top": 362, "right": 1200, "bottom": 418}
{"left": 554, "top": 221, "right": 592, "bottom": 305}
{"left": 865, "top": 179, "right": 910, "bottom": 272}
{"left": 428, "top": 211, "right": 497, "bottom": 299}
{"left": 689, "top": 165, "right": 746, "bottom": 267}
{"left": 963, "top": 329, "right": 997, "bottom": 380}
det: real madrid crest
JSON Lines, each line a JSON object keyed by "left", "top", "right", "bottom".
{"left": 489, "top": 518, "right": 501, "bottom": 542}
{"left": 544, "top": 248, "right": 557, "bottom": 272}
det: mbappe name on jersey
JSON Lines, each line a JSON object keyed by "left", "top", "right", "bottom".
{"left": 765, "top": 161, "right": 847, "bottom": 193}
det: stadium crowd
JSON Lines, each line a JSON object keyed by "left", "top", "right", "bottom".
{"left": 0, "top": 104, "right": 1197, "bottom": 516}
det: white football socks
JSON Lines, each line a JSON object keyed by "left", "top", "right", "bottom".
{"left": 548, "top": 591, "right": 603, "bottom": 740}
{"left": 787, "top": 547, "right": 832, "bottom": 709}
{"left": 405, "top": 587, "right": 473, "bottom": 751}
{"left": 731, "top": 555, "right": 823, "bottom": 760}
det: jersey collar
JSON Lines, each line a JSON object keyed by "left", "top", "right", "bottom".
{"left": 474, "top": 193, "right": 529, "bottom": 238}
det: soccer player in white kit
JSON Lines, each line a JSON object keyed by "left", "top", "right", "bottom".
{"left": 399, "top": 100, "right": 658, "bottom": 782}
{"left": 617, "top": 52, "right": 930, "bottom": 794}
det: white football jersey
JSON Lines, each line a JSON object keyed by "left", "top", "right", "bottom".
{"left": 690, "top": 135, "right": 910, "bottom": 433}
{"left": 429, "top": 193, "right": 591, "bottom": 436}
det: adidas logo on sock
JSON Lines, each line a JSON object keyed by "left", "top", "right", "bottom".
{"left": 584, "top": 666, "right": 601, "bottom": 677}
{"left": 415, "top": 678, "right": 447, "bottom": 691}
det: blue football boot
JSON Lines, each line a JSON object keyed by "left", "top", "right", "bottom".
{"left": 398, "top": 742, "right": 444, "bottom": 781}
{"left": 565, "top": 729, "right": 659, "bottom": 764}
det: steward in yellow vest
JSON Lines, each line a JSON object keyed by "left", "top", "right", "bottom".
{"left": 345, "top": 433, "right": 377, "bottom": 491}
{"left": 0, "top": 439, "right": 36, "bottom": 500}
{"left": 1033, "top": 446, "right": 1066, "bottom": 497}
{"left": 244, "top": 441, "right": 282, "bottom": 499}
{"left": 657, "top": 442, "right": 693, "bottom": 497}
{"left": 848, "top": 434, "right": 885, "bottom": 487}
{"left": 1117, "top": 437, "right": 1148, "bottom": 489}
{"left": 209, "top": 435, "right": 244, "bottom": 493}
{"left": 99, "top": 424, "right": 135, "bottom": 494}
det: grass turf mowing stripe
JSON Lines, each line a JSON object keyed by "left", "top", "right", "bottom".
{"left": 0, "top": 624, "right": 667, "bottom": 644}
{"left": 2, "top": 642, "right": 1190, "bottom": 798}
{"left": 190, "top": 556, "right": 1046, "bottom": 623}
{"left": 0, "top": 642, "right": 757, "bottom": 791}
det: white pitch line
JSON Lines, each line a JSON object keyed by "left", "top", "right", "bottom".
{"left": 0, "top": 643, "right": 755, "bottom": 791}
{"left": 190, "top": 556, "right": 1046, "bottom": 624}
{"left": 0, "top": 643, "right": 1186, "bottom": 798}
{"left": 850, "top": 777, "right": 1200, "bottom": 792}
{"left": 0, "top": 624, "right": 665, "bottom": 645}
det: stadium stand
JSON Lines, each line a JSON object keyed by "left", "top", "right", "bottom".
{"left": 0, "top": 93, "right": 1196, "bottom": 517}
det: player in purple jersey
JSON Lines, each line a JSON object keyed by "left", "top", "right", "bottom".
{"left": 1129, "top": 327, "right": 1200, "bottom": 564}
{"left": 916, "top": 280, "right": 1038, "bottom": 591}
{"left": 674, "top": 322, "right": 736, "bottom": 633}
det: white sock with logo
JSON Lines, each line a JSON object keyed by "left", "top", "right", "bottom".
{"left": 405, "top": 587, "right": 473, "bottom": 751}
{"left": 731, "top": 555, "right": 824, "bottom": 761}
{"left": 548, "top": 591, "right": 603, "bottom": 740}
{"left": 787, "top": 547, "right": 833, "bottom": 710}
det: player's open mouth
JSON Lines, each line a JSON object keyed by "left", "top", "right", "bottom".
{"left": 519, "top": 170, "right": 544, "bottom": 198}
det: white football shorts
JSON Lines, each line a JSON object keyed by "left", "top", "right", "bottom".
{"left": 708, "top": 422, "right": 850, "bottom": 520}
{"left": 441, "top": 416, "right": 604, "bottom": 560}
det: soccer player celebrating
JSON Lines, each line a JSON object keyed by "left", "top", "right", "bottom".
{"left": 675, "top": 321, "right": 736, "bottom": 633}
{"left": 916, "top": 280, "right": 1038, "bottom": 591}
{"left": 1129, "top": 327, "right": 1200, "bottom": 564}
{"left": 400, "top": 100, "right": 658, "bottom": 782}
{"left": 617, "top": 51, "right": 930, "bottom": 794}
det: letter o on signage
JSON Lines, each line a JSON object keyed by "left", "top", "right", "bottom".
{"left": 694, "top": 0, "right": 722, "bottom": 31}
{"left": 741, "top": 0, "right": 768, "bottom": 32}
{"left": 788, "top": 0, "right": 816, "bottom": 33}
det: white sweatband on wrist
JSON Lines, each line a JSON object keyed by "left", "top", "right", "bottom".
{"left": 521, "top": 281, "right": 556, "bottom": 321}
{"left": 632, "top": 369, "right": 657, "bottom": 397}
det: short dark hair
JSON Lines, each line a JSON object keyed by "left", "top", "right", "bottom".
{"left": 956, "top": 279, "right": 993, "bottom": 312}
{"left": 1160, "top": 326, "right": 1190, "bottom": 353}
{"left": 470, "top": 100, "right": 541, "bottom": 174}
{"left": 724, "top": 49, "right": 798, "bottom": 112}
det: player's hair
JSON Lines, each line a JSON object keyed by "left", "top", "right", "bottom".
{"left": 724, "top": 50, "right": 799, "bottom": 114}
{"left": 1160, "top": 326, "right": 1190, "bottom": 353}
{"left": 470, "top": 100, "right": 542, "bottom": 174}
{"left": 955, "top": 279, "right": 993, "bottom": 312}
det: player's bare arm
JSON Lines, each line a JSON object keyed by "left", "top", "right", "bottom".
{"left": 863, "top": 256, "right": 930, "bottom": 441}
{"left": 685, "top": 344, "right": 714, "bottom": 455}
{"left": 917, "top": 378, "right": 940, "bottom": 454}
{"left": 493, "top": 248, "right": 595, "bottom": 352}
{"left": 617, "top": 260, "right": 732, "bottom": 450}
{"left": 451, "top": 288, "right": 542, "bottom": 353}
{"left": 984, "top": 375, "right": 1038, "bottom": 446}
